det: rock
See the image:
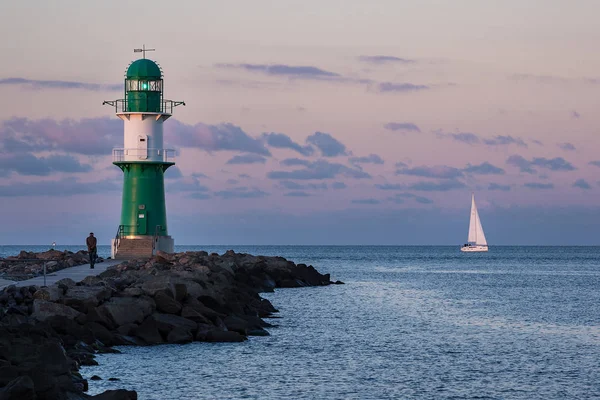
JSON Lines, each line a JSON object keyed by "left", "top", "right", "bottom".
{"left": 90, "top": 375, "right": 102, "bottom": 380}
{"left": 55, "top": 277, "right": 77, "bottom": 287}
{"left": 117, "top": 323, "right": 138, "bottom": 336}
{"left": 166, "top": 326, "right": 193, "bottom": 344}
{"left": 180, "top": 306, "right": 212, "bottom": 325}
{"left": 134, "top": 317, "right": 163, "bottom": 344}
{"left": 32, "top": 299, "right": 82, "bottom": 321}
{"left": 0, "top": 375, "right": 36, "bottom": 400}
{"left": 140, "top": 278, "right": 175, "bottom": 297}
{"left": 62, "top": 286, "right": 113, "bottom": 313}
{"left": 99, "top": 296, "right": 154, "bottom": 326}
{"left": 205, "top": 329, "right": 246, "bottom": 343}
{"left": 33, "top": 286, "right": 63, "bottom": 302}
{"left": 154, "top": 290, "right": 181, "bottom": 315}
{"left": 223, "top": 315, "right": 250, "bottom": 335}
{"left": 108, "top": 378, "right": 120, "bottom": 381}
{"left": 90, "top": 389, "right": 138, "bottom": 400}
{"left": 86, "top": 322, "right": 116, "bottom": 346}
{"left": 173, "top": 283, "right": 187, "bottom": 303}
{"left": 152, "top": 313, "right": 197, "bottom": 335}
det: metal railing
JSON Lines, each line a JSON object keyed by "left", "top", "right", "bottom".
{"left": 113, "top": 224, "right": 138, "bottom": 256}
{"left": 102, "top": 99, "right": 185, "bottom": 114}
{"left": 113, "top": 148, "right": 176, "bottom": 162}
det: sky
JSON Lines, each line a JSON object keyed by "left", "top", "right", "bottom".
{"left": 1, "top": 0, "right": 599, "bottom": 245}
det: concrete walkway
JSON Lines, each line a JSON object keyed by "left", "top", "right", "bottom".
{"left": 0, "top": 259, "right": 123, "bottom": 290}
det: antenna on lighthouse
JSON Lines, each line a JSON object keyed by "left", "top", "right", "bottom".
{"left": 133, "top": 44, "right": 155, "bottom": 59}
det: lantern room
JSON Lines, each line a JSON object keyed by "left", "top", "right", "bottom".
{"left": 125, "top": 58, "right": 163, "bottom": 113}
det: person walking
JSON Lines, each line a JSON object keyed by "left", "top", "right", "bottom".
{"left": 86, "top": 232, "right": 97, "bottom": 269}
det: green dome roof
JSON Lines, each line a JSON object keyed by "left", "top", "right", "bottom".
{"left": 126, "top": 59, "right": 162, "bottom": 79}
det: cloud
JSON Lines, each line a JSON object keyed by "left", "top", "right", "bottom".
{"left": 395, "top": 162, "right": 408, "bottom": 168}
{"left": 483, "top": 135, "right": 527, "bottom": 147}
{"left": 213, "top": 187, "right": 269, "bottom": 199}
{"left": 396, "top": 165, "right": 464, "bottom": 179}
{"left": 558, "top": 142, "right": 576, "bottom": 151}
{"left": 166, "top": 178, "right": 210, "bottom": 193}
{"left": 262, "top": 133, "right": 314, "bottom": 156}
{"left": 305, "top": 132, "right": 347, "bottom": 157}
{"left": 572, "top": 110, "right": 581, "bottom": 119}
{"left": 507, "top": 155, "right": 576, "bottom": 173}
{"left": 437, "top": 131, "right": 526, "bottom": 147}
{"left": 226, "top": 153, "right": 268, "bottom": 165}
{"left": 408, "top": 180, "right": 466, "bottom": 191}
{"left": 168, "top": 121, "right": 271, "bottom": 156}
{"left": 573, "top": 179, "right": 591, "bottom": 190}
{"left": 352, "top": 199, "right": 380, "bottom": 205}
{"left": 278, "top": 181, "right": 327, "bottom": 190}
{"left": 438, "top": 132, "right": 480, "bottom": 144}
{"left": 383, "top": 122, "right": 421, "bottom": 132}
{"left": 375, "top": 183, "right": 404, "bottom": 190}
{"left": 0, "top": 117, "right": 122, "bottom": 156}
{"left": 215, "top": 63, "right": 340, "bottom": 80}
{"left": 268, "top": 160, "right": 370, "bottom": 180}
{"left": 358, "top": 56, "right": 416, "bottom": 64}
{"left": 524, "top": 182, "right": 554, "bottom": 190}
{"left": 387, "top": 192, "right": 433, "bottom": 204}
{"left": 589, "top": 161, "right": 600, "bottom": 168}
{"left": 0, "top": 77, "right": 121, "bottom": 91}
{"left": 238, "top": 173, "right": 251, "bottom": 179}
{"left": 189, "top": 193, "right": 211, "bottom": 200}
{"left": 0, "top": 177, "right": 118, "bottom": 197}
{"left": 0, "top": 153, "right": 92, "bottom": 176}
{"left": 331, "top": 182, "right": 346, "bottom": 189}
{"left": 463, "top": 162, "right": 505, "bottom": 175}
{"left": 488, "top": 183, "right": 511, "bottom": 191}
{"left": 284, "top": 191, "right": 312, "bottom": 197}
{"left": 192, "top": 172, "right": 209, "bottom": 179}
{"left": 377, "top": 82, "right": 429, "bottom": 93}
{"left": 226, "top": 179, "right": 239, "bottom": 185}
{"left": 510, "top": 73, "right": 600, "bottom": 86}
{"left": 164, "top": 166, "right": 183, "bottom": 180}
{"left": 349, "top": 154, "right": 384, "bottom": 166}
{"left": 531, "top": 139, "right": 544, "bottom": 146}
{"left": 281, "top": 158, "right": 312, "bottom": 167}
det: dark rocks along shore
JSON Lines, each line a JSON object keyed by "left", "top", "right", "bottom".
{"left": 0, "top": 249, "right": 342, "bottom": 399}
{"left": 0, "top": 250, "right": 101, "bottom": 281}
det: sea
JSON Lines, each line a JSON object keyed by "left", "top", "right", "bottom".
{"left": 2, "top": 245, "right": 599, "bottom": 399}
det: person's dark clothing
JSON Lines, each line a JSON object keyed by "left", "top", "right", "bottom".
{"left": 87, "top": 235, "right": 97, "bottom": 268}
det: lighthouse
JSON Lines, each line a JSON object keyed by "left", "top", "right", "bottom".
{"left": 103, "top": 48, "right": 185, "bottom": 259}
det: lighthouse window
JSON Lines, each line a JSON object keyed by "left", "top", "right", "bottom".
{"left": 126, "top": 79, "right": 162, "bottom": 91}
{"left": 139, "top": 138, "right": 146, "bottom": 142}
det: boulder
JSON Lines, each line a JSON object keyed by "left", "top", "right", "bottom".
{"left": 205, "top": 329, "right": 246, "bottom": 343}
{"left": 140, "top": 277, "right": 175, "bottom": 297}
{"left": 33, "top": 286, "right": 63, "bottom": 302}
{"left": 32, "top": 299, "right": 82, "bottom": 321}
{"left": 134, "top": 317, "right": 163, "bottom": 345}
{"left": 0, "top": 375, "right": 36, "bottom": 400}
{"left": 180, "top": 306, "right": 212, "bottom": 325}
{"left": 98, "top": 296, "right": 154, "bottom": 327}
{"left": 166, "top": 326, "right": 193, "bottom": 344}
{"left": 152, "top": 313, "right": 197, "bottom": 335}
{"left": 90, "top": 389, "right": 138, "bottom": 400}
{"left": 154, "top": 290, "right": 181, "bottom": 315}
{"left": 62, "top": 286, "right": 113, "bottom": 313}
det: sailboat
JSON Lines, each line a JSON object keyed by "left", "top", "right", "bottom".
{"left": 461, "top": 194, "right": 488, "bottom": 252}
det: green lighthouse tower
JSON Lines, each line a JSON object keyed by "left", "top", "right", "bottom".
{"left": 103, "top": 48, "right": 184, "bottom": 259}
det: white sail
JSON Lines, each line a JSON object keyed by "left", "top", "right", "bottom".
{"left": 467, "top": 194, "right": 487, "bottom": 245}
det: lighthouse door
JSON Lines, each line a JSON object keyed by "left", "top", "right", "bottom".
{"left": 137, "top": 134, "right": 148, "bottom": 160}
{"left": 137, "top": 209, "right": 147, "bottom": 235}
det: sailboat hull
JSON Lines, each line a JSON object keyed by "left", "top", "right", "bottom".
{"left": 460, "top": 245, "right": 488, "bottom": 252}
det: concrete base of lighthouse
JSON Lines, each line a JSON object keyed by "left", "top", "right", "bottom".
{"left": 111, "top": 236, "right": 174, "bottom": 260}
